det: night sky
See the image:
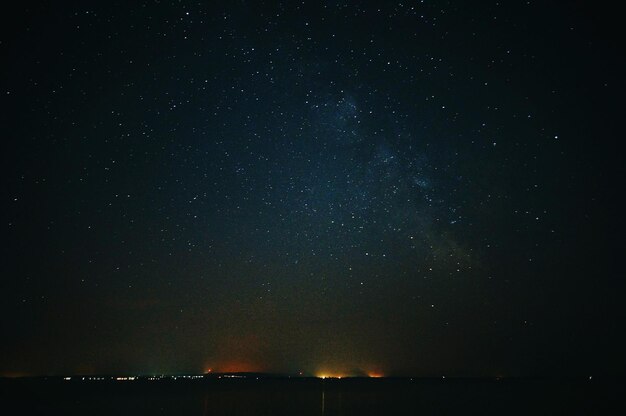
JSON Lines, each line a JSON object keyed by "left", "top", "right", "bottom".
{"left": 2, "top": 1, "right": 624, "bottom": 378}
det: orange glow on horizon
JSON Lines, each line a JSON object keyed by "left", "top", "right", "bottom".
{"left": 315, "top": 366, "right": 385, "bottom": 379}
{"left": 316, "top": 372, "right": 346, "bottom": 379}
{"left": 207, "top": 360, "right": 262, "bottom": 374}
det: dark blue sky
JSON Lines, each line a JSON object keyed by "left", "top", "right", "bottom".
{"left": 2, "top": 1, "right": 623, "bottom": 377}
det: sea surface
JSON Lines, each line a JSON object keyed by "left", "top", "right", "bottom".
{"left": 1, "top": 377, "right": 623, "bottom": 415}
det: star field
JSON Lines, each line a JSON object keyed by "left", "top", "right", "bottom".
{"left": 2, "top": 1, "right": 624, "bottom": 377}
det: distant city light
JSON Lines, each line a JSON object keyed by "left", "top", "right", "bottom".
{"left": 317, "top": 373, "right": 345, "bottom": 379}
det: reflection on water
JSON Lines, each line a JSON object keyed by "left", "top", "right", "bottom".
{"left": 0, "top": 378, "right": 620, "bottom": 415}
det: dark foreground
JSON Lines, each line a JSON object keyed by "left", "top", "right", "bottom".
{"left": 1, "top": 377, "right": 624, "bottom": 415}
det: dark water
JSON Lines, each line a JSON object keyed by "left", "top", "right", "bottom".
{"left": 1, "top": 377, "right": 623, "bottom": 415}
